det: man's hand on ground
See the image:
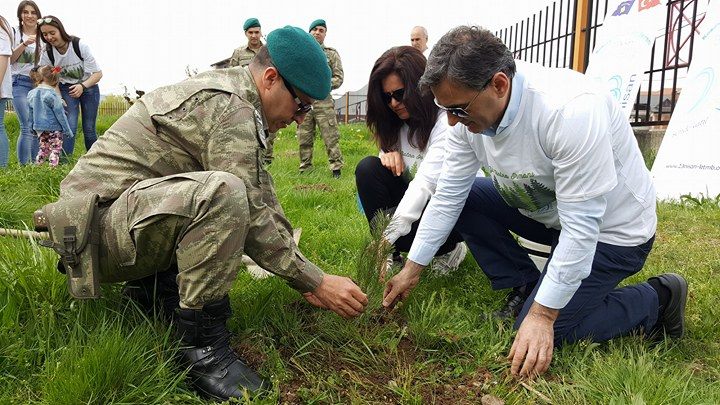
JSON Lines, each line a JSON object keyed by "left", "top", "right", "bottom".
{"left": 508, "top": 301, "right": 558, "bottom": 378}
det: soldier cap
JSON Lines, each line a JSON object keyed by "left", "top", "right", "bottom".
{"left": 308, "top": 19, "right": 326, "bottom": 31}
{"left": 243, "top": 18, "right": 261, "bottom": 31}
{"left": 266, "top": 26, "right": 331, "bottom": 100}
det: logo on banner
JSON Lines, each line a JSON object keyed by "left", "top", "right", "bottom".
{"left": 612, "top": 0, "right": 635, "bottom": 16}
{"left": 639, "top": 0, "right": 661, "bottom": 11}
{"left": 608, "top": 75, "right": 623, "bottom": 100}
{"left": 686, "top": 67, "right": 715, "bottom": 113}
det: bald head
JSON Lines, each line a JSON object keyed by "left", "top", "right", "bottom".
{"left": 410, "top": 26, "right": 428, "bottom": 52}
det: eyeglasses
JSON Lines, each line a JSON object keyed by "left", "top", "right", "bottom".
{"left": 382, "top": 88, "right": 405, "bottom": 104}
{"left": 280, "top": 75, "right": 313, "bottom": 115}
{"left": 434, "top": 74, "right": 495, "bottom": 119}
{"left": 37, "top": 17, "right": 53, "bottom": 25}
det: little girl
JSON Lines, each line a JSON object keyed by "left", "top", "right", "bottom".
{"left": 27, "top": 65, "right": 73, "bottom": 166}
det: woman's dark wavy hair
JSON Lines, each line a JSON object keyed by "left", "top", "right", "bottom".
{"left": 16, "top": 1, "right": 42, "bottom": 64}
{"left": 366, "top": 46, "right": 438, "bottom": 152}
{"left": 37, "top": 15, "right": 72, "bottom": 47}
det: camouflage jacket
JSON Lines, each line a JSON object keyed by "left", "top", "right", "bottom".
{"left": 313, "top": 45, "right": 344, "bottom": 107}
{"left": 229, "top": 46, "right": 259, "bottom": 68}
{"left": 60, "top": 67, "right": 324, "bottom": 292}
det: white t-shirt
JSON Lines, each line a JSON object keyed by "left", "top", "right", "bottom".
{"left": 383, "top": 113, "right": 449, "bottom": 243}
{"left": 39, "top": 39, "right": 101, "bottom": 84}
{"left": 11, "top": 27, "right": 40, "bottom": 77}
{"left": 0, "top": 27, "right": 13, "bottom": 99}
{"left": 408, "top": 60, "right": 657, "bottom": 307}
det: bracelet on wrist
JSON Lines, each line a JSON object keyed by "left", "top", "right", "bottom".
{"left": 80, "top": 83, "right": 87, "bottom": 90}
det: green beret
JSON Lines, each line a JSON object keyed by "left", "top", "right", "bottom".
{"left": 243, "top": 18, "right": 260, "bottom": 31}
{"left": 267, "top": 26, "right": 331, "bottom": 100}
{"left": 308, "top": 19, "right": 326, "bottom": 31}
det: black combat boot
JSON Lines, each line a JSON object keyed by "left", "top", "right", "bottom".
{"left": 122, "top": 266, "right": 180, "bottom": 321}
{"left": 175, "top": 296, "right": 270, "bottom": 400}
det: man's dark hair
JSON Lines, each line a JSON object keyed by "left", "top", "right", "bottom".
{"left": 419, "top": 26, "right": 516, "bottom": 93}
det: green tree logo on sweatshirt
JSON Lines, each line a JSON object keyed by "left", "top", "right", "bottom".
{"left": 62, "top": 65, "right": 84, "bottom": 81}
{"left": 493, "top": 176, "right": 556, "bottom": 212}
{"left": 17, "top": 50, "right": 34, "bottom": 64}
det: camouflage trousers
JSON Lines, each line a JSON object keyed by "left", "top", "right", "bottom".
{"left": 296, "top": 104, "right": 343, "bottom": 171}
{"left": 98, "top": 171, "right": 249, "bottom": 309}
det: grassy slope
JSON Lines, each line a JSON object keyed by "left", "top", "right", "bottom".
{"left": 0, "top": 114, "right": 718, "bottom": 404}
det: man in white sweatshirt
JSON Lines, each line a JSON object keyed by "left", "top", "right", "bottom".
{"left": 382, "top": 25, "right": 688, "bottom": 378}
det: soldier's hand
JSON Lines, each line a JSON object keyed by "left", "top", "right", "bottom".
{"left": 380, "top": 151, "right": 405, "bottom": 177}
{"left": 309, "top": 274, "right": 368, "bottom": 318}
{"left": 302, "top": 292, "right": 327, "bottom": 309}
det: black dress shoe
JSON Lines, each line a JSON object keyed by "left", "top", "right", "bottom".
{"left": 492, "top": 280, "right": 537, "bottom": 320}
{"left": 493, "top": 288, "right": 528, "bottom": 320}
{"left": 648, "top": 273, "right": 688, "bottom": 339}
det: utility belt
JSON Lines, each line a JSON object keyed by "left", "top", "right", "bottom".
{"left": 34, "top": 194, "right": 102, "bottom": 299}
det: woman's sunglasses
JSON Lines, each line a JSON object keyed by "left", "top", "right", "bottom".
{"left": 382, "top": 88, "right": 405, "bottom": 104}
{"left": 37, "top": 17, "right": 53, "bottom": 25}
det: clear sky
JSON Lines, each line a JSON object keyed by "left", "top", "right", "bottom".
{"left": 1, "top": 0, "right": 546, "bottom": 96}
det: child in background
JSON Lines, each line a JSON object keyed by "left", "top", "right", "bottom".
{"left": 28, "top": 65, "right": 73, "bottom": 166}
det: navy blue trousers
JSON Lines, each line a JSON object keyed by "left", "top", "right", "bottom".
{"left": 455, "top": 177, "right": 659, "bottom": 345}
{"left": 355, "top": 156, "right": 463, "bottom": 256}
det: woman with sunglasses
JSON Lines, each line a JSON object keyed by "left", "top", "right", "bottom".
{"left": 355, "top": 46, "right": 466, "bottom": 274}
{"left": 38, "top": 15, "right": 102, "bottom": 159}
{"left": 10, "top": 1, "right": 42, "bottom": 164}
{"left": 0, "top": 14, "right": 13, "bottom": 168}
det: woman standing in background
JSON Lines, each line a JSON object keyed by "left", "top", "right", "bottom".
{"left": 0, "top": 14, "right": 14, "bottom": 168}
{"left": 11, "top": 1, "right": 42, "bottom": 164}
{"left": 38, "top": 15, "right": 101, "bottom": 159}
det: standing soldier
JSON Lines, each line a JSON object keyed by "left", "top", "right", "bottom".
{"left": 229, "top": 18, "right": 263, "bottom": 68}
{"left": 229, "top": 18, "right": 277, "bottom": 164}
{"left": 296, "top": 19, "right": 344, "bottom": 177}
{"left": 42, "top": 26, "right": 368, "bottom": 401}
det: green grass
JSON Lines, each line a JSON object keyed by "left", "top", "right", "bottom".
{"left": 1, "top": 114, "right": 719, "bottom": 404}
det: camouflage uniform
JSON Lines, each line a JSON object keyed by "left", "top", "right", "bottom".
{"left": 59, "top": 67, "right": 324, "bottom": 308}
{"left": 296, "top": 44, "right": 344, "bottom": 172}
{"left": 228, "top": 46, "right": 258, "bottom": 68}
{"left": 228, "top": 46, "right": 276, "bottom": 163}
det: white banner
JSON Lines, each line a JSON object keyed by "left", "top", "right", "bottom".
{"left": 585, "top": 0, "right": 666, "bottom": 117}
{"left": 652, "top": 0, "right": 720, "bottom": 201}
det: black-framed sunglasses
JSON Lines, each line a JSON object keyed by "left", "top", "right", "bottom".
{"left": 280, "top": 75, "right": 313, "bottom": 115}
{"left": 382, "top": 88, "right": 405, "bottom": 104}
{"left": 434, "top": 74, "right": 495, "bottom": 119}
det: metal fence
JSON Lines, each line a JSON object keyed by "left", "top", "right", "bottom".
{"left": 495, "top": 0, "right": 707, "bottom": 127}
{"left": 5, "top": 97, "right": 131, "bottom": 116}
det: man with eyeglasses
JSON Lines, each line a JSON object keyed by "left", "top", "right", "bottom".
{"left": 228, "top": 18, "right": 277, "bottom": 164}
{"left": 383, "top": 26, "right": 687, "bottom": 379}
{"left": 51, "top": 26, "right": 367, "bottom": 401}
{"left": 296, "top": 19, "right": 345, "bottom": 177}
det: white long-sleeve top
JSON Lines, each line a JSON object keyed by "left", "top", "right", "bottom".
{"left": 383, "top": 113, "right": 450, "bottom": 244}
{"left": 407, "top": 60, "right": 657, "bottom": 309}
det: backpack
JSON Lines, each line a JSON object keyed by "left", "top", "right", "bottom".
{"left": 47, "top": 36, "right": 83, "bottom": 65}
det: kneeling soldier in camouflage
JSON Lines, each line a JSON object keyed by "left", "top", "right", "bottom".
{"left": 49, "top": 26, "right": 368, "bottom": 400}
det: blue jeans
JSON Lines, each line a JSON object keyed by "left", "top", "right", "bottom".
{"left": 12, "top": 75, "right": 39, "bottom": 164}
{"left": 60, "top": 83, "right": 100, "bottom": 157}
{"left": 456, "top": 177, "right": 659, "bottom": 346}
{"left": 0, "top": 98, "right": 8, "bottom": 167}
